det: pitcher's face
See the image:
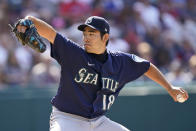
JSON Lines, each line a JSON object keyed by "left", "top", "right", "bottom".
{"left": 82, "top": 26, "right": 106, "bottom": 54}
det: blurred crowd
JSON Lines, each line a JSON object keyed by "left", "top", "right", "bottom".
{"left": 0, "top": 0, "right": 196, "bottom": 88}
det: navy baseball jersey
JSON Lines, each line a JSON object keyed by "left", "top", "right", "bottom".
{"left": 50, "top": 33, "right": 150, "bottom": 118}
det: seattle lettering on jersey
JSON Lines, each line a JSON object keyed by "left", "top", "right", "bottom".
{"left": 74, "top": 68, "right": 119, "bottom": 92}
{"left": 74, "top": 68, "right": 98, "bottom": 85}
{"left": 102, "top": 77, "right": 119, "bottom": 92}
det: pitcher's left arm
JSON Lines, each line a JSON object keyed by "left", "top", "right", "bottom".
{"left": 144, "top": 63, "right": 189, "bottom": 103}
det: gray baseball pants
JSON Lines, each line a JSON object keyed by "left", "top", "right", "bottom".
{"left": 50, "top": 106, "right": 130, "bottom": 131}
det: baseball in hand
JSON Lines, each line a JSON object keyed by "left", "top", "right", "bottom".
{"left": 176, "top": 94, "right": 185, "bottom": 103}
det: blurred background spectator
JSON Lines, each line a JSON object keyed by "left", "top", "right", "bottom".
{"left": 0, "top": 0, "right": 196, "bottom": 87}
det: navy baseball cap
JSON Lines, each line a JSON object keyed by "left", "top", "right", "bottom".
{"left": 78, "top": 16, "right": 110, "bottom": 34}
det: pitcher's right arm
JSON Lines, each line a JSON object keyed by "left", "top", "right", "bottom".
{"left": 25, "top": 15, "right": 57, "bottom": 44}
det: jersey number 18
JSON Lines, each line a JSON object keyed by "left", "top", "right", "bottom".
{"left": 102, "top": 95, "right": 115, "bottom": 110}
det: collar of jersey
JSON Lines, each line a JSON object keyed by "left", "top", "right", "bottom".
{"left": 86, "top": 50, "right": 108, "bottom": 64}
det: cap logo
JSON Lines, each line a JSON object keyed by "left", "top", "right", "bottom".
{"left": 86, "top": 17, "right": 93, "bottom": 24}
{"left": 105, "top": 28, "right": 107, "bottom": 32}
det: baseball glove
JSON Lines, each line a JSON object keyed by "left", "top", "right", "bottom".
{"left": 9, "top": 19, "right": 46, "bottom": 53}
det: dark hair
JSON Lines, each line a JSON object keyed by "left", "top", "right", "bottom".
{"left": 100, "top": 32, "right": 109, "bottom": 46}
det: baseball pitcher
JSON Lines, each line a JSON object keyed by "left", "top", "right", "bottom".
{"left": 12, "top": 15, "right": 189, "bottom": 131}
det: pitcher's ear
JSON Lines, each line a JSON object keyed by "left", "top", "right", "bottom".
{"left": 103, "top": 33, "right": 109, "bottom": 43}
